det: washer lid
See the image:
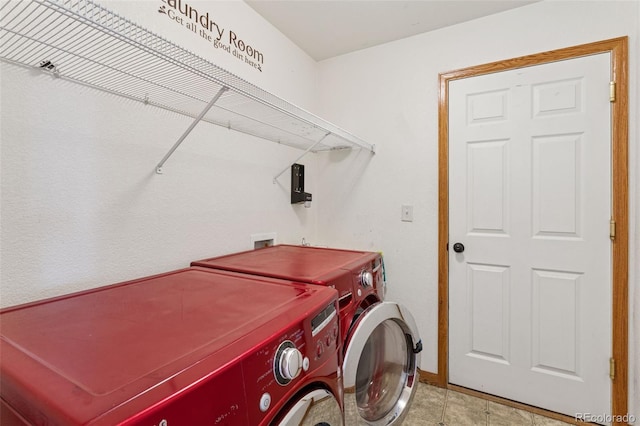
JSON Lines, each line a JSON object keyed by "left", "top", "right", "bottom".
{"left": 0, "top": 267, "right": 336, "bottom": 425}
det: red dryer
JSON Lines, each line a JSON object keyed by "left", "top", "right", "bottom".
{"left": 192, "top": 245, "right": 422, "bottom": 425}
{"left": 0, "top": 267, "right": 343, "bottom": 425}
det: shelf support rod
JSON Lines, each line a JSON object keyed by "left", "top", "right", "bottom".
{"left": 273, "top": 133, "right": 330, "bottom": 183}
{"left": 156, "top": 86, "right": 229, "bottom": 174}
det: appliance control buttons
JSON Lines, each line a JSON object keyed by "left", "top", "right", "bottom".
{"left": 360, "top": 270, "right": 373, "bottom": 287}
{"left": 302, "top": 356, "right": 310, "bottom": 372}
{"left": 259, "top": 393, "right": 271, "bottom": 412}
{"left": 316, "top": 341, "right": 324, "bottom": 358}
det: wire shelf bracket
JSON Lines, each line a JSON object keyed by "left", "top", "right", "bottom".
{"left": 273, "top": 133, "right": 329, "bottom": 183}
{"left": 156, "top": 86, "right": 228, "bottom": 174}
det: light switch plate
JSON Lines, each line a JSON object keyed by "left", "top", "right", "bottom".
{"left": 401, "top": 205, "right": 413, "bottom": 222}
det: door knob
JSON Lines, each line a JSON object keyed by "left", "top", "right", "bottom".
{"left": 453, "top": 243, "right": 465, "bottom": 253}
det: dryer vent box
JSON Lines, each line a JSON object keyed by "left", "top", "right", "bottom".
{"left": 250, "top": 232, "right": 276, "bottom": 249}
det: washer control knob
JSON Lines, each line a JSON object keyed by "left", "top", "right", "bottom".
{"left": 274, "top": 341, "right": 303, "bottom": 385}
{"left": 279, "top": 347, "right": 303, "bottom": 380}
{"left": 360, "top": 270, "right": 373, "bottom": 287}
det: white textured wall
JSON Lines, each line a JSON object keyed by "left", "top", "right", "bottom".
{"left": 315, "top": 0, "right": 639, "bottom": 418}
{"left": 0, "top": 0, "right": 320, "bottom": 306}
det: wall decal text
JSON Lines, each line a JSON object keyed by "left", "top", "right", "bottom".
{"left": 158, "top": 0, "right": 264, "bottom": 72}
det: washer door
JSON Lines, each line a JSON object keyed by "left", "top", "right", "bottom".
{"left": 343, "top": 302, "right": 422, "bottom": 425}
{"left": 276, "top": 388, "right": 343, "bottom": 426}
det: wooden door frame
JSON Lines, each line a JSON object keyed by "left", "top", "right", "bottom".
{"left": 436, "top": 37, "right": 628, "bottom": 423}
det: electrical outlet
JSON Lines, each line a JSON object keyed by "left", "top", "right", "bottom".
{"left": 401, "top": 205, "right": 413, "bottom": 222}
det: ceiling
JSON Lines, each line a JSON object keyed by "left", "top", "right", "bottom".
{"left": 245, "top": 0, "right": 538, "bottom": 61}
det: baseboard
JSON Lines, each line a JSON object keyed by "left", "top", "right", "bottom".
{"left": 417, "top": 369, "right": 443, "bottom": 387}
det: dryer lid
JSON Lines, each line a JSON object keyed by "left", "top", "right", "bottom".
{"left": 192, "top": 244, "right": 380, "bottom": 283}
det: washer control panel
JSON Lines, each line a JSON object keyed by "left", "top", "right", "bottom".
{"left": 311, "top": 302, "right": 339, "bottom": 360}
{"left": 242, "top": 299, "right": 340, "bottom": 425}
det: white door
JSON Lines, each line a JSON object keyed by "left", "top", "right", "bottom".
{"left": 448, "top": 53, "right": 612, "bottom": 417}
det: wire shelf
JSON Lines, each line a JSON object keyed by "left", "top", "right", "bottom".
{"left": 0, "top": 0, "right": 374, "bottom": 171}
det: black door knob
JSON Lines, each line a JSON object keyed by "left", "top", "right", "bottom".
{"left": 453, "top": 243, "right": 465, "bottom": 253}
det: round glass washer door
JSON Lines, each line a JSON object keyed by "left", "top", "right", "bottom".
{"left": 343, "top": 302, "right": 422, "bottom": 425}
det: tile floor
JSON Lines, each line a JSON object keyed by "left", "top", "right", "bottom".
{"left": 344, "top": 382, "right": 574, "bottom": 425}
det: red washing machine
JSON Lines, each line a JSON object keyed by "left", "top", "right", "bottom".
{"left": 192, "top": 245, "right": 422, "bottom": 425}
{"left": 0, "top": 267, "right": 343, "bottom": 426}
